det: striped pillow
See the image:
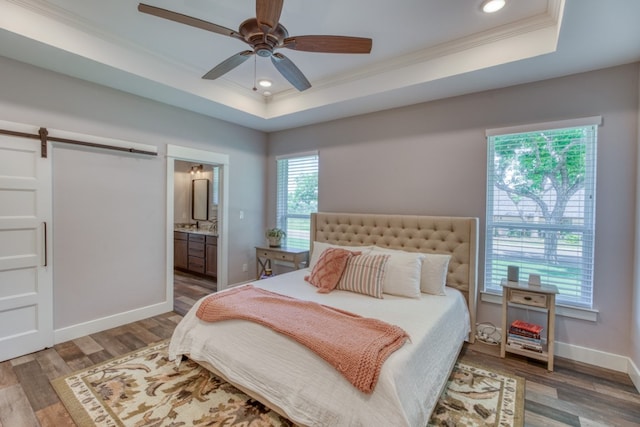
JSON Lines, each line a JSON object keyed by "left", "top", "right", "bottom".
{"left": 336, "top": 254, "right": 390, "bottom": 299}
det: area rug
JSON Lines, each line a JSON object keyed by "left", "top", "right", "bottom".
{"left": 428, "top": 361, "right": 524, "bottom": 427}
{"left": 52, "top": 340, "right": 524, "bottom": 427}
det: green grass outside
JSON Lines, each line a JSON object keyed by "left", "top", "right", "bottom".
{"left": 284, "top": 217, "right": 311, "bottom": 250}
{"left": 490, "top": 258, "right": 583, "bottom": 299}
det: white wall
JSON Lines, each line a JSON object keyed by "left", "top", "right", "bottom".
{"left": 268, "top": 63, "right": 640, "bottom": 359}
{"left": 0, "top": 55, "right": 267, "bottom": 334}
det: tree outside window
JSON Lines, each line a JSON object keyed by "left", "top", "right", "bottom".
{"left": 485, "top": 121, "right": 598, "bottom": 308}
{"left": 276, "top": 153, "right": 318, "bottom": 250}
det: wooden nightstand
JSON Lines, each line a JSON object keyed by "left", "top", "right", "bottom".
{"left": 255, "top": 246, "right": 309, "bottom": 279}
{"left": 500, "top": 279, "right": 559, "bottom": 371}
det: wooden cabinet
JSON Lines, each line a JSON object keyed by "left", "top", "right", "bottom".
{"left": 174, "top": 232, "right": 188, "bottom": 269}
{"left": 500, "top": 279, "right": 558, "bottom": 371}
{"left": 188, "top": 234, "right": 205, "bottom": 274}
{"left": 205, "top": 235, "right": 217, "bottom": 278}
{"left": 174, "top": 231, "right": 217, "bottom": 279}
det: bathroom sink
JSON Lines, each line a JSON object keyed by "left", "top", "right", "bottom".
{"left": 174, "top": 227, "right": 217, "bottom": 236}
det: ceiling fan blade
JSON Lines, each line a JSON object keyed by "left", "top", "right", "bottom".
{"left": 271, "top": 52, "right": 311, "bottom": 91}
{"left": 256, "top": 0, "right": 283, "bottom": 32}
{"left": 203, "top": 51, "right": 254, "bottom": 80}
{"left": 138, "top": 3, "right": 242, "bottom": 40}
{"left": 282, "top": 35, "right": 372, "bottom": 54}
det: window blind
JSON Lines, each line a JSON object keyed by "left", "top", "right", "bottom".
{"left": 484, "top": 120, "right": 598, "bottom": 308}
{"left": 276, "top": 152, "right": 318, "bottom": 250}
{"left": 212, "top": 166, "right": 220, "bottom": 206}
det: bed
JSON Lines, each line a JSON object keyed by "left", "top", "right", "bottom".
{"left": 169, "top": 212, "right": 479, "bottom": 426}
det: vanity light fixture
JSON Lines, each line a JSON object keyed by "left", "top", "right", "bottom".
{"left": 481, "top": 0, "right": 506, "bottom": 13}
{"left": 190, "top": 164, "right": 204, "bottom": 175}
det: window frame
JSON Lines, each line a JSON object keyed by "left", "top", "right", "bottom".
{"left": 275, "top": 151, "right": 318, "bottom": 251}
{"left": 484, "top": 117, "right": 601, "bottom": 309}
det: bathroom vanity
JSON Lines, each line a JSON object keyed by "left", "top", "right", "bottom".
{"left": 174, "top": 228, "right": 217, "bottom": 279}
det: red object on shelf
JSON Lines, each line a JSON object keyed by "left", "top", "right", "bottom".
{"left": 510, "top": 319, "right": 543, "bottom": 334}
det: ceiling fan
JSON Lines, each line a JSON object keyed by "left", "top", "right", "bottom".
{"left": 138, "top": 1, "right": 372, "bottom": 92}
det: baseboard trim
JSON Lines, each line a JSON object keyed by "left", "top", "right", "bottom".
{"left": 515, "top": 340, "right": 640, "bottom": 392}
{"left": 555, "top": 341, "right": 629, "bottom": 372}
{"left": 489, "top": 330, "right": 638, "bottom": 390}
{"left": 629, "top": 358, "right": 640, "bottom": 392}
{"left": 54, "top": 300, "right": 173, "bottom": 344}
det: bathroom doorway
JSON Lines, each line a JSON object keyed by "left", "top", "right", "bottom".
{"left": 166, "top": 145, "right": 229, "bottom": 313}
{"left": 173, "top": 160, "right": 219, "bottom": 292}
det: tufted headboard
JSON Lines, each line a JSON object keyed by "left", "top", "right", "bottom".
{"left": 311, "top": 212, "right": 478, "bottom": 342}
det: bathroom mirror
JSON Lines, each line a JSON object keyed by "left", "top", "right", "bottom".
{"left": 192, "top": 179, "right": 209, "bottom": 220}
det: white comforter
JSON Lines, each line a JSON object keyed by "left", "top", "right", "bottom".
{"left": 168, "top": 269, "right": 470, "bottom": 427}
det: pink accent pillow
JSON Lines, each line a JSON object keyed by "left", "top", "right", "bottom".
{"left": 305, "top": 248, "right": 360, "bottom": 293}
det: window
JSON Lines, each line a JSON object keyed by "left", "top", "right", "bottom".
{"left": 211, "top": 166, "right": 220, "bottom": 206}
{"left": 276, "top": 152, "right": 318, "bottom": 250}
{"left": 484, "top": 117, "right": 600, "bottom": 308}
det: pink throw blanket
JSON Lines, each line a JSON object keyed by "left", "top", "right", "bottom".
{"left": 195, "top": 285, "right": 409, "bottom": 393}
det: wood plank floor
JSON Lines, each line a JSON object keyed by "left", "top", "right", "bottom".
{"left": 173, "top": 270, "right": 216, "bottom": 316}
{"left": 0, "top": 273, "right": 638, "bottom": 426}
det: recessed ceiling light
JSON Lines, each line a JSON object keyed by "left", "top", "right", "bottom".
{"left": 263, "top": 91, "right": 272, "bottom": 97}
{"left": 481, "top": 0, "right": 506, "bottom": 13}
{"left": 258, "top": 79, "right": 272, "bottom": 88}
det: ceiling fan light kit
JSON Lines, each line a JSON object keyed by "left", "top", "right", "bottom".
{"left": 138, "top": 0, "right": 372, "bottom": 92}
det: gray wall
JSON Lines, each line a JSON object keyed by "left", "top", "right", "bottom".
{"left": 0, "top": 55, "right": 267, "bottom": 330}
{"left": 268, "top": 63, "right": 640, "bottom": 357}
{"left": 634, "top": 65, "right": 640, "bottom": 373}
{"left": 1, "top": 51, "right": 638, "bottom": 364}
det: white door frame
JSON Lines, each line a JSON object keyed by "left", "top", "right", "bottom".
{"left": 166, "top": 145, "right": 229, "bottom": 297}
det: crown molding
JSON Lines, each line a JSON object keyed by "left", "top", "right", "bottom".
{"left": 272, "top": 9, "right": 560, "bottom": 103}
{"left": 5, "top": 0, "right": 204, "bottom": 74}
{"left": 6, "top": 0, "right": 562, "bottom": 104}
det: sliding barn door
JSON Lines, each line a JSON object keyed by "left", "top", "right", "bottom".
{"left": 0, "top": 131, "right": 52, "bottom": 361}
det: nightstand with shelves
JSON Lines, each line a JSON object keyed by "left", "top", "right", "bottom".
{"left": 255, "top": 246, "right": 309, "bottom": 279}
{"left": 500, "top": 279, "right": 559, "bottom": 371}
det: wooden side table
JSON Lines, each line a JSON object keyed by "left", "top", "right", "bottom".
{"left": 500, "top": 279, "right": 559, "bottom": 371}
{"left": 255, "top": 246, "right": 309, "bottom": 279}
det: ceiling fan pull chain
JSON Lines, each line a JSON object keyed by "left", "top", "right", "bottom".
{"left": 252, "top": 55, "right": 258, "bottom": 91}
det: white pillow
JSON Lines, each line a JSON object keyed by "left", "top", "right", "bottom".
{"left": 308, "top": 241, "right": 373, "bottom": 270}
{"left": 421, "top": 253, "right": 451, "bottom": 295}
{"left": 370, "top": 247, "right": 425, "bottom": 299}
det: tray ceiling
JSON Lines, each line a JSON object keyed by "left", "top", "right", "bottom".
{"left": 1, "top": 0, "right": 639, "bottom": 131}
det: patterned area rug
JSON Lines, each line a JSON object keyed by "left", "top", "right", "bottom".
{"left": 428, "top": 361, "right": 524, "bottom": 427}
{"left": 52, "top": 340, "right": 524, "bottom": 427}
